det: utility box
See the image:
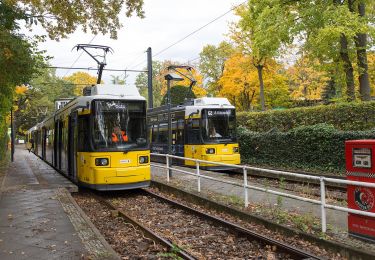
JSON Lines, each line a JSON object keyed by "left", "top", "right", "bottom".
{"left": 346, "top": 140, "right": 375, "bottom": 242}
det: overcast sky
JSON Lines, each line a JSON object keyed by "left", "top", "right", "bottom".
{"left": 27, "top": 0, "right": 242, "bottom": 86}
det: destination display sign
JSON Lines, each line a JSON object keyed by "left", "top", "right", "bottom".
{"left": 205, "top": 109, "right": 233, "bottom": 117}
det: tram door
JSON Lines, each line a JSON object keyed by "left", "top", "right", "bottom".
{"left": 68, "top": 112, "right": 78, "bottom": 181}
{"left": 42, "top": 128, "right": 47, "bottom": 159}
{"left": 54, "top": 120, "right": 63, "bottom": 169}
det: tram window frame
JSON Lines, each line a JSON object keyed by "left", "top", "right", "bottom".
{"left": 91, "top": 100, "right": 148, "bottom": 151}
{"left": 185, "top": 118, "right": 201, "bottom": 144}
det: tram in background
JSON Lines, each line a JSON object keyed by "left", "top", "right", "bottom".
{"left": 147, "top": 97, "right": 240, "bottom": 170}
{"left": 26, "top": 84, "right": 150, "bottom": 190}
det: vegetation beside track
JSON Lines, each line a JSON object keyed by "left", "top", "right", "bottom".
{"left": 0, "top": 150, "right": 10, "bottom": 189}
{"left": 237, "top": 101, "right": 375, "bottom": 132}
{"left": 238, "top": 124, "right": 375, "bottom": 174}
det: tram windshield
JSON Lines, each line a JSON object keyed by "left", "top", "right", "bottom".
{"left": 92, "top": 100, "right": 147, "bottom": 151}
{"left": 201, "top": 109, "right": 236, "bottom": 143}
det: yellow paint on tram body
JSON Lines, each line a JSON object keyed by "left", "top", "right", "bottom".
{"left": 184, "top": 143, "right": 240, "bottom": 167}
{"left": 77, "top": 151, "right": 150, "bottom": 185}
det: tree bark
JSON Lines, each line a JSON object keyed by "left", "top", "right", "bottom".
{"left": 339, "top": 34, "right": 356, "bottom": 101}
{"left": 354, "top": 2, "right": 371, "bottom": 101}
{"left": 256, "top": 65, "right": 266, "bottom": 111}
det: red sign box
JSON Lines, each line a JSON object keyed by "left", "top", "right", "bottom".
{"left": 346, "top": 140, "right": 375, "bottom": 241}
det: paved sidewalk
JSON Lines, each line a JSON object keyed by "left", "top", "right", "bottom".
{"left": 0, "top": 146, "right": 118, "bottom": 260}
{"left": 151, "top": 163, "right": 347, "bottom": 232}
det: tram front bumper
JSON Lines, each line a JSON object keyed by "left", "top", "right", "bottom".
{"left": 201, "top": 154, "right": 241, "bottom": 166}
{"left": 92, "top": 165, "right": 151, "bottom": 185}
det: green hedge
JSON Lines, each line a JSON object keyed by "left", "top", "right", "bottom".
{"left": 237, "top": 102, "right": 375, "bottom": 132}
{"left": 0, "top": 116, "right": 9, "bottom": 162}
{"left": 238, "top": 124, "right": 375, "bottom": 173}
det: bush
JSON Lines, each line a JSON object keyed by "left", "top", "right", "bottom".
{"left": 238, "top": 124, "right": 375, "bottom": 173}
{"left": 0, "top": 116, "right": 9, "bottom": 161}
{"left": 237, "top": 102, "right": 375, "bottom": 132}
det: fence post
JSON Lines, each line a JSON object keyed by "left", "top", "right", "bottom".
{"left": 320, "top": 177, "right": 327, "bottom": 233}
{"left": 243, "top": 167, "right": 248, "bottom": 207}
{"left": 166, "top": 155, "right": 170, "bottom": 182}
{"left": 196, "top": 161, "right": 201, "bottom": 193}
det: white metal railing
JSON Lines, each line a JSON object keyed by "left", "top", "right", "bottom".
{"left": 150, "top": 153, "right": 375, "bottom": 233}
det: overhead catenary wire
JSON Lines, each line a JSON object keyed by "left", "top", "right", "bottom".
{"left": 62, "top": 35, "right": 97, "bottom": 78}
{"left": 46, "top": 66, "right": 147, "bottom": 73}
{"left": 128, "top": 1, "right": 246, "bottom": 70}
{"left": 151, "top": 1, "right": 247, "bottom": 59}
{"left": 186, "top": 40, "right": 235, "bottom": 65}
{"left": 35, "top": 82, "right": 96, "bottom": 86}
{"left": 124, "top": 50, "right": 149, "bottom": 70}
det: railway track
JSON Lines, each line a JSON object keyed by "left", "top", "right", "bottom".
{"left": 92, "top": 189, "right": 319, "bottom": 259}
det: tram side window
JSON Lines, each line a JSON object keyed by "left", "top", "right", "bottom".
{"left": 186, "top": 119, "right": 200, "bottom": 144}
{"left": 158, "top": 130, "right": 168, "bottom": 143}
{"left": 151, "top": 125, "right": 158, "bottom": 142}
{"left": 78, "top": 116, "right": 89, "bottom": 151}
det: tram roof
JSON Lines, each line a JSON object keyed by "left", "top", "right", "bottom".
{"left": 148, "top": 97, "right": 234, "bottom": 114}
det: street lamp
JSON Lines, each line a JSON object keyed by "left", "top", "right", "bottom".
{"left": 164, "top": 73, "right": 184, "bottom": 178}
{"left": 10, "top": 106, "right": 14, "bottom": 162}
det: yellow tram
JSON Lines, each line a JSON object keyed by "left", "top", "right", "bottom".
{"left": 26, "top": 84, "right": 150, "bottom": 190}
{"left": 147, "top": 97, "right": 240, "bottom": 170}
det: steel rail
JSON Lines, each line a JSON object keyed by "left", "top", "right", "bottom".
{"left": 142, "top": 189, "right": 320, "bottom": 260}
{"left": 92, "top": 193, "right": 196, "bottom": 260}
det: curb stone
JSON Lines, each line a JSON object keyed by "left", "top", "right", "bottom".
{"left": 56, "top": 188, "right": 121, "bottom": 260}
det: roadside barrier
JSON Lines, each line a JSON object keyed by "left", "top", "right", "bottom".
{"left": 151, "top": 153, "right": 375, "bottom": 233}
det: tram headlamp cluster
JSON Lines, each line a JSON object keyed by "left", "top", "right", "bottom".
{"left": 139, "top": 156, "right": 149, "bottom": 164}
{"left": 206, "top": 148, "right": 216, "bottom": 154}
{"left": 233, "top": 147, "right": 239, "bottom": 153}
{"left": 95, "top": 158, "right": 109, "bottom": 166}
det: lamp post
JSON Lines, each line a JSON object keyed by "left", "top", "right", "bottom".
{"left": 10, "top": 106, "right": 14, "bottom": 162}
{"left": 164, "top": 73, "right": 184, "bottom": 178}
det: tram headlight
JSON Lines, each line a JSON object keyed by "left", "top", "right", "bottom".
{"left": 139, "top": 156, "right": 149, "bottom": 164}
{"left": 206, "top": 148, "right": 215, "bottom": 154}
{"left": 233, "top": 147, "right": 239, "bottom": 153}
{"left": 95, "top": 158, "right": 109, "bottom": 166}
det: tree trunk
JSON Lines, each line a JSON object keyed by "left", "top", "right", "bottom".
{"left": 339, "top": 34, "right": 355, "bottom": 101}
{"left": 256, "top": 65, "right": 266, "bottom": 111}
{"left": 354, "top": 3, "right": 371, "bottom": 101}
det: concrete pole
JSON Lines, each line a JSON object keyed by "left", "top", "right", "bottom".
{"left": 11, "top": 107, "right": 14, "bottom": 162}
{"left": 147, "top": 47, "right": 153, "bottom": 109}
{"left": 167, "top": 79, "right": 172, "bottom": 178}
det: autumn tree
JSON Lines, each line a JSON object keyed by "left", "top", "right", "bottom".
{"left": 287, "top": 57, "right": 329, "bottom": 100}
{"left": 367, "top": 52, "right": 375, "bottom": 96}
{"left": 199, "top": 41, "right": 234, "bottom": 95}
{"left": 63, "top": 72, "right": 99, "bottom": 96}
{"left": 6, "top": 0, "right": 145, "bottom": 39}
{"left": 231, "top": 3, "right": 293, "bottom": 110}
{"left": 136, "top": 61, "right": 206, "bottom": 107}
{"left": 161, "top": 85, "right": 196, "bottom": 106}
{"left": 218, "top": 53, "right": 290, "bottom": 111}
{"left": 157, "top": 61, "right": 206, "bottom": 99}
{"left": 15, "top": 68, "right": 75, "bottom": 134}
{"left": 135, "top": 61, "right": 164, "bottom": 107}
{"left": 240, "top": 0, "right": 375, "bottom": 101}
{"left": 0, "top": 1, "right": 43, "bottom": 158}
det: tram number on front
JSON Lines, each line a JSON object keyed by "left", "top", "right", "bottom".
{"left": 120, "top": 159, "right": 131, "bottom": 164}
